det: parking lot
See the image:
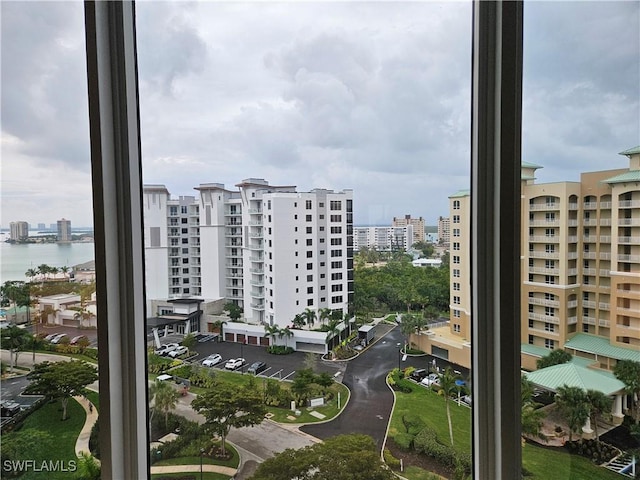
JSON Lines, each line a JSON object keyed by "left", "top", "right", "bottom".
{"left": 153, "top": 334, "right": 344, "bottom": 381}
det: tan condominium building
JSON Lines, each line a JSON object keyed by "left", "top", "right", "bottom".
{"left": 438, "top": 216, "right": 450, "bottom": 246}
{"left": 411, "top": 146, "right": 640, "bottom": 371}
{"left": 392, "top": 215, "right": 424, "bottom": 244}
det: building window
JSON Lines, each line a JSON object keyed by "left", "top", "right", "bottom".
{"left": 330, "top": 200, "right": 342, "bottom": 210}
{"left": 453, "top": 256, "right": 460, "bottom": 264}
{"left": 307, "top": 299, "right": 314, "bottom": 306}
{"left": 330, "top": 214, "right": 342, "bottom": 222}
{"left": 453, "top": 228, "right": 460, "bottom": 237}
{"left": 306, "top": 238, "right": 313, "bottom": 245}
{"left": 453, "top": 215, "right": 460, "bottom": 223}
{"left": 306, "top": 200, "right": 312, "bottom": 209}
{"left": 307, "top": 287, "right": 313, "bottom": 294}
{"left": 453, "top": 269, "right": 460, "bottom": 278}
{"left": 453, "top": 296, "right": 461, "bottom": 305}
{"left": 306, "top": 251, "right": 313, "bottom": 258}
{"left": 331, "top": 226, "right": 342, "bottom": 234}
{"left": 331, "top": 250, "right": 343, "bottom": 257}
{"left": 544, "top": 322, "right": 554, "bottom": 332}
{"left": 306, "top": 214, "right": 312, "bottom": 222}
{"left": 453, "top": 200, "right": 460, "bottom": 210}
{"left": 453, "top": 242, "right": 460, "bottom": 251}
{"left": 453, "top": 310, "right": 461, "bottom": 318}
{"left": 307, "top": 263, "right": 313, "bottom": 270}
{"left": 331, "top": 284, "right": 343, "bottom": 292}
{"left": 330, "top": 238, "right": 342, "bottom": 245}
{"left": 331, "top": 261, "right": 343, "bottom": 269}
{"left": 544, "top": 338, "right": 555, "bottom": 349}
{"left": 453, "top": 282, "right": 460, "bottom": 291}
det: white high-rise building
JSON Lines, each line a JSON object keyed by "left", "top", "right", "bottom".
{"left": 143, "top": 179, "right": 353, "bottom": 327}
{"left": 353, "top": 226, "right": 414, "bottom": 252}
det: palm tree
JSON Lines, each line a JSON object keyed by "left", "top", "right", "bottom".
{"left": 149, "top": 379, "right": 179, "bottom": 428}
{"left": 60, "top": 265, "right": 70, "bottom": 281}
{"left": 438, "top": 367, "right": 459, "bottom": 446}
{"left": 325, "top": 318, "right": 342, "bottom": 349}
{"left": 278, "top": 326, "right": 293, "bottom": 347}
{"left": 292, "top": 313, "right": 306, "bottom": 329}
{"left": 37, "top": 264, "right": 50, "bottom": 283}
{"left": 303, "top": 308, "right": 317, "bottom": 328}
{"left": 41, "top": 305, "right": 59, "bottom": 325}
{"left": 25, "top": 268, "right": 38, "bottom": 283}
{"left": 585, "top": 389, "right": 613, "bottom": 443}
{"left": 318, "top": 308, "right": 332, "bottom": 326}
{"left": 73, "top": 307, "right": 94, "bottom": 328}
{"left": 264, "top": 324, "right": 281, "bottom": 346}
{"left": 521, "top": 377, "right": 545, "bottom": 441}
{"left": 50, "top": 266, "right": 59, "bottom": 280}
{"left": 555, "top": 385, "right": 589, "bottom": 442}
{"left": 0, "top": 326, "right": 31, "bottom": 372}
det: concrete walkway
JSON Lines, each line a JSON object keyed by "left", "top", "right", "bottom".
{"left": 74, "top": 395, "right": 98, "bottom": 456}
{"left": 150, "top": 464, "right": 237, "bottom": 476}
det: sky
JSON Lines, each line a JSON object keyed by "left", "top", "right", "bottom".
{"left": 1, "top": 1, "right": 638, "bottom": 229}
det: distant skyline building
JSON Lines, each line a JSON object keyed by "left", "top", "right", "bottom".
{"left": 37, "top": 223, "right": 46, "bottom": 230}
{"left": 353, "top": 226, "right": 414, "bottom": 252}
{"left": 9, "top": 221, "right": 29, "bottom": 241}
{"left": 438, "top": 216, "right": 450, "bottom": 246}
{"left": 57, "top": 218, "right": 72, "bottom": 243}
{"left": 143, "top": 179, "right": 353, "bottom": 328}
{"left": 392, "top": 215, "right": 424, "bottom": 244}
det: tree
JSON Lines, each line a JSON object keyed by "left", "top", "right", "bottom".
{"left": 181, "top": 332, "right": 197, "bottom": 350}
{"left": 250, "top": 434, "right": 395, "bottom": 480}
{"left": 75, "top": 452, "right": 101, "bottom": 480}
{"left": 0, "top": 326, "right": 31, "bottom": 372}
{"left": 302, "top": 308, "right": 317, "bottom": 328}
{"left": 278, "top": 326, "right": 293, "bottom": 347}
{"left": 191, "top": 383, "right": 266, "bottom": 457}
{"left": 555, "top": 385, "right": 589, "bottom": 441}
{"left": 223, "top": 302, "right": 243, "bottom": 321}
{"left": 318, "top": 307, "right": 332, "bottom": 325}
{"left": 25, "top": 268, "right": 39, "bottom": 282}
{"left": 149, "top": 379, "right": 179, "bottom": 428}
{"left": 60, "top": 265, "right": 70, "bottom": 281}
{"left": 438, "top": 367, "right": 459, "bottom": 446}
{"left": 292, "top": 313, "right": 306, "bottom": 329}
{"left": 25, "top": 361, "right": 98, "bottom": 420}
{"left": 536, "top": 349, "right": 572, "bottom": 370}
{"left": 585, "top": 389, "right": 613, "bottom": 443}
{"left": 264, "top": 324, "right": 281, "bottom": 345}
{"left": 613, "top": 359, "right": 640, "bottom": 424}
{"left": 412, "top": 240, "right": 435, "bottom": 258}
{"left": 0, "top": 281, "right": 30, "bottom": 320}
{"left": 325, "top": 318, "right": 342, "bottom": 348}
{"left": 521, "top": 377, "right": 545, "bottom": 441}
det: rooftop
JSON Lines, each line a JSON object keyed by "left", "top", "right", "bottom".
{"left": 619, "top": 145, "right": 640, "bottom": 156}
{"left": 525, "top": 362, "right": 625, "bottom": 396}
{"left": 564, "top": 333, "right": 640, "bottom": 363}
{"left": 602, "top": 170, "right": 640, "bottom": 184}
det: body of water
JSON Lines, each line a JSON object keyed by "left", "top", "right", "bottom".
{"left": 0, "top": 241, "right": 95, "bottom": 283}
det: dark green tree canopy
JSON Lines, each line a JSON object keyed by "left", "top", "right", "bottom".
{"left": 223, "top": 302, "right": 243, "bottom": 321}
{"left": 613, "top": 359, "right": 640, "bottom": 424}
{"left": 25, "top": 360, "right": 98, "bottom": 420}
{"left": 536, "top": 349, "right": 572, "bottom": 369}
{"left": 250, "top": 434, "right": 395, "bottom": 480}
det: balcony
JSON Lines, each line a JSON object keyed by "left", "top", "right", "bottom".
{"left": 583, "top": 202, "right": 598, "bottom": 210}
{"left": 617, "top": 254, "right": 640, "bottom": 263}
{"left": 582, "top": 316, "right": 596, "bottom": 325}
{"left": 567, "top": 300, "right": 578, "bottom": 308}
{"left": 599, "top": 269, "right": 610, "bottom": 276}
{"left": 619, "top": 200, "right": 640, "bottom": 208}
{"left": 528, "top": 312, "right": 560, "bottom": 324}
{"left": 599, "top": 319, "right": 610, "bottom": 327}
{"left": 248, "top": 243, "right": 264, "bottom": 251}
{"left": 600, "top": 219, "right": 611, "bottom": 226}
{"left": 225, "top": 230, "right": 242, "bottom": 237}
{"left": 529, "top": 203, "right": 559, "bottom": 211}
{"left": 583, "top": 268, "right": 597, "bottom": 275}
{"left": 248, "top": 208, "right": 263, "bottom": 214}
{"left": 249, "top": 220, "right": 263, "bottom": 226}
{"left": 598, "top": 302, "right": 610, "bottom": 310}
{"left": 250, "top": 290, "right": 264, "bottom": 298}
{"left": 527, "top": 297, "right": 560, "bottom": 308}
{"left": 227, "top": 291, "right": 243, "bottom": 299}
{"left": 225, "top": 251, "right": 242, "bottom": 258}
{"left": 250, "top": 268, "right": 264, "bottom": 274}
{"left": 567, "top": 316, "right": 578, "bottom": 325}
{"left": 224, "top": 210, "right": 242, "bottom": 216}
{"left": 600, "top": 236, "right": 611, "bottom": 243}
{"left": 528, "top": 236, "right": 559, "bottom": 243}
{"left": 615, "top": 323, "right": 640, "bottom": 330}
{"left": 618, "top": 218, "right": 640, "bottom": 226}
{"left": 226, "top": 272, "right": 243, "bottom": 278}
{"left": 582, "top": 300, "right": 596, "bottom": 308}
{"left": 528, "top": 267, "right": 560, "bottom": 275}
{"left": 599, "top": 252, "right": 611, "bottom": 260}
{"left": 567, "top": 252, "right": 578, "bottom": 259}
{"left": 250, "top": 302, "right": 265, "bottom": 310}
{"left": 616, "top": 306, "right": 640, "bottom": 315}
{"left": 250, "top": 232, "right": 263, "bottom": 238}
{"left": 226, "top": 262, "right": 243, "bottom": 268}
{"left": 600, "top": 201, "right": 612, "bottom": 209}
{"left": 583, "top": 219, "right": 598, "bottom": 226}
{"left": 567, "top": 268, "right": 578, "bottom": 275}
{"left": 250, "top": 279, "right": 264, "bottom": 286}
{"left": 529, "top": 251, "right": 560, "bottom": 259}
{"left": 530, "top": 220, "right": 560, "bottom": 227}
{"left": 582, "top": 252, "right": 597, "bottom": 259}
{"left": 250, "top": 255, "right": 264, "bottom": 263}
{"left": 529, "top": 327, "right": 560, "bottom": 337}
{"left": 567, "top": 220, "right": 579, "bottom": 227}
{"left": 583, "top": 235, "right": 597, "bottom": 243}
{"left": 619, "top": 236, "right": 640, "bottom": 244}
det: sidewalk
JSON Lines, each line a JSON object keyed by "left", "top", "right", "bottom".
{"left": 74, "top": 395, "right": 98, "bottom": 456}
{"left": 150, "top": 464, "right": 237, "bottom": 476}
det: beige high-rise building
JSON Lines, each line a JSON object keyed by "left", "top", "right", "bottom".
{"left": 412, "top": 146, "right": 640, "bottom": 371}
{"left": 392, "top": 215, "right": 424, "bottom": 244}
{"left": 438, "top": 216, "right": 450, "bottom": 246}
{"left": 57, "top": 218, "right": 72, "bottom": 243}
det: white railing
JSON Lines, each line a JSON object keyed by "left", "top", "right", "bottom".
{"left": 618, "top": 199, "right": 640, "bottom": 208}
{"left": 582, "top": 316, "right": 596, "bottom": 325}
{"left": 529, "top": 251, "right": 560, "bottom": 259}
{"left": 529, "top": 203, "right": 559, "bottom": 211}
{"left": 528, "top": 312, "right": 560, "bottom": 324}
{"left": 598, "top": 302, "right": 610, "bottom": 310}
{"left": 568, "top": 203, "right": 579, "bottom": 210}
{"left": 583, "top": 219, "right": 598, "bottom": 226}
{"left": 528, "top": 297, "right": 560, "bottom": 307}
{"left": 599, "top": 269, "right": 610, "bottom": 276}
{"left": 529, "top": 267, "right": 560, "bottom": 275}
{"left": 583, "top": 300, "right": 596, "bottom": 308}
{"left": 618, "top": 254, "right": 640, "bottom": 263}
{"left": 598, "top": 319, "right": 610, "bottom": 327}
{"left": 530, "top": 220, "right": 560, "bottom": 226}
{"left": 582, "top": 252, "right": 597, "bottom": 259}
{"left": 583, "top": 202, "right": 598, "bottom": 209}
{"left": 619, "top": 218, "right": 640, "bottom": 226}
{"left": 600, "top": 236, "right": 611, "bottom": 243}
{"left": 599, "top": 219, "right": 611, "bottom": 226}
{"left": 567, "top": 316, "right": 578, "bottom": 325}
{"left": 600, "top": 201, "right": 612, "bottom": 209}
{"left": 567, "top": 300, "right": 578, "bottom": 308}
{"left": 583, "top": 268, "right": 597, "bottom": 275}
{"left": 599, "top": 252, "right": 611, "bottom": 260}
{"left": 619, "top": 236, "right": 640, "bottom": 244}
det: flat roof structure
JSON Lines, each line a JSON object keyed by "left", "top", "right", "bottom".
{"left": 564, "top": 333, "right": 640, "bottom": 363}
{"left": 525, "top": 363, "right": 625, "bottom": 396}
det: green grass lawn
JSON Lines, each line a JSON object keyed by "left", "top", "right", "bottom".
{"left": 390, "top": 384, "right": 620, "bottom": 480}
{"left": 151, "top": 473, "right": 232, "bottom": 480}
{"left": 4, "top": 397, "right": 86, "bottom": 480}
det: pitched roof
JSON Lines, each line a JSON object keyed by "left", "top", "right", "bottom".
{"left": 525, "top": 363, "right": 625, "bottom": 395}
{"left": 564, "top": 333, "right": 640, "bottom": 362}
{"left": 522, "top": 161, "right": 543, "bottom": 169}
{"left": 449, "top": 189, "right": 470, "bottom": 198}
{"left": 619, "top": 145, "right": 640, "bottom": 156}
{"left": 521, "top": 343, "right": 550, "bottom": 358}
{"left": 602, "top": 170, "right": 640, "bottom": 184}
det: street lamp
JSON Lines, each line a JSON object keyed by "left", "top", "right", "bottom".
{"left": 396, "top": 342, "right": 401, "bottom": 372}
{"left": 200, "top": 447, "right": 205, "bottom": 480}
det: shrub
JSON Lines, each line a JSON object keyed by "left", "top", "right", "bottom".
{"left": 394, "top": 432, "right": 415, "bottom": 450}
{"left": 267, "top": 345, "right": 294, "bottom": 355}
{"left": 403, "top": 413, "right": 426, "bottom": 435}
{"left": 383, "top": 448, "right": 401, "bottom": 469}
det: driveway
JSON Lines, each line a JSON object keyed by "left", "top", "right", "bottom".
{"left": 300, "top": 323, "right": 400, "bottom": 450}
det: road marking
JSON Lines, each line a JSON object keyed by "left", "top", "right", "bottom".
{"left": 268, "top": 369, "right": 283, "bottom": 379}
{"left": 281, "top": 370, "right": 296, "bottom": 381}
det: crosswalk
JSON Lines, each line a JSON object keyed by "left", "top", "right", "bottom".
{"left": 605, "top": 452, "right": 637, "bottom": 478}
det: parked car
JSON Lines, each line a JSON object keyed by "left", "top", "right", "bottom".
{"left": 202, "top": 354, "right": 223, "bottom": 367}
{"left": 50, "top": 333, "right": 68, "bottom": 344}
{"left": 224, "top": 358, "right": 246, "bottom": 370}
{"left": 70, "top": 335, "right": 88, "bottom": 345}
{"left": 247, "top": 361, "right": 267, "bottom": 375}
{"left": 421, "top": 373, "right": 440, "bottom": 387}
{"left": 154, "top": 343, "right": 179, "bottom": 356}
{"left": 410, "top": 368, "right": 428, "bottom": 381}
{"left": 462, "top": 395, "right": 472, "bottom": 406}
{"left": 167, "top": 346, "right": 188, "bottom": 358}
{"left": 44, "top": 333, "right": 60, "bottom": 341}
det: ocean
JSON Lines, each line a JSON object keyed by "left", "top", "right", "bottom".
{"left": 0, "top": 241, "right": 95, "bottom": 284}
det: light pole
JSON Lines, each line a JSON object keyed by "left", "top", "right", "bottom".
{"left": 200, "top": 448, "right": 204, "bottom": 480}
{"left": 397, "top": 342, "right": 401, "bottom": 372}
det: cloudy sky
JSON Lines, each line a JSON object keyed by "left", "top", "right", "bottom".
{"left": 1, "top": 1, "right": 638, "bottom": 229}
